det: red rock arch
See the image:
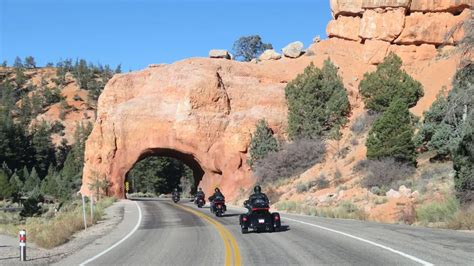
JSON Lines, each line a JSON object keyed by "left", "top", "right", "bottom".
{"left": 80, "top": 58, "right": 288, "bottom": 200}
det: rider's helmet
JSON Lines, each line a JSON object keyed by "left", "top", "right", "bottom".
{"left": 254, "top": 185, "right": 262, "bottom": 193}
{"left": 198, "top": 187, "right": 202, "bottom": 192}
{"left": 215, "top": 187, "right": 220, "bottom": 193}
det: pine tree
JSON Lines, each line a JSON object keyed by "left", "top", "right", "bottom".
{"left": 9, "top": 173, "right": 23, "bottom": 197}
{"left": 359, "top": 53, "right": 424, "bottom": 112}
{"left": 15, "top": 67, "right": 27, "bottom": 88}
{"left": 19, "top": 94, "right": 32, "bottom": 126}
{"left": 0, "top": 170, "right": 14, "bottom": 199}
{"left": 24, "top": 56, "right": 36, "bottom": 68}
{"left": 31, "top": 122, "right": 55, "bottom": 177}
{"left": 115, "top": 64, "right": 122, "bottom": 74}
{"left": 232, "top": 35, "right": 273, "bottom": 62}
{"left": 13, "top": 56, "right": 23, "bottom": 68}
{"left": 285, "top": 60, "right": 350, "bottom": 140}
{"left": 24, "top": 167, "right": 41, "bottom": 193}
{"left": 247, "top": 119, "right": 279, "bottom": 167}
{"left": 366, "top": 99, "right": 416, "bottom": 164}
{"left": 453, "top": 111, "right": 474, "bottom": 203}
{"left": 40, "top": 169, "right": 59, "bottom": 197}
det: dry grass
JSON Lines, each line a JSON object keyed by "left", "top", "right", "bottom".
{"left": 275, "top": 200, "right": 367, "bottom": 220}
{"left": 0, "top": 197, "right": 115, "bottom": 249}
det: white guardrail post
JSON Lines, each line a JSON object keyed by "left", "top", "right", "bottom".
{"left": 19, "top": 229, "right": 26, "bottom": 261}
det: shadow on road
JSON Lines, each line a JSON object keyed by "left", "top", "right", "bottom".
{"left": 221, "top": 213, "right": 241, "bottom": 218}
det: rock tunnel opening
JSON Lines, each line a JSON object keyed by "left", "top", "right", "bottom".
{"left": 125, "top": 148, "right": 205, "bottom": 197}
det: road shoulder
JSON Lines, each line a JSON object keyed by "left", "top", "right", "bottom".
{"left": 0, "top": 199, "right": 127, "bottom": 265}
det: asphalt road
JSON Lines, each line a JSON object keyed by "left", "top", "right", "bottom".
{"left": 79, "top": 198, "right": 474, "bottom": 266}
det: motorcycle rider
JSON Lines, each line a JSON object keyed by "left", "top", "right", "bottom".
{"left": 195, "top": 187, "right": 205, "bottom": 204}
{"left": 172, "top": 188, "right": 179, "bottom": 198}
{"left": 246, "top": 185, "right": 269, "bottom": 213}
{"left": 208, "top": 187, "right": 225, "bottom": 212}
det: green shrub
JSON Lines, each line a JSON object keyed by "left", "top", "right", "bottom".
{"left": 416, "top": 197, "right": 460, "bottom": 224}
{"left": 359, "top": 53, "right": 424, "bottom": 112}
{"left": 247, "top": 119, "right": 279, "bottom": 168}
{"left": 366, "top": 99, "right": 416, "bottom": 164}
{"left": 285, "top": 60, "right": 350, "bottom": 140}
{"left": 453, "top": 110, "right": 474, "bottom": 203}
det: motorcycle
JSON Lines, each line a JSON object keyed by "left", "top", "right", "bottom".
{"left": 210, "top": 197, "right": 226, "bottom": 217}
{"left": 194, "top": 195, "right": 205, "bottom": 208}
{"left": 239, "top": 199, "right": 281, "bottom": 234}
{"left": 172, "top": 193, "right": 180, "bottom": 203}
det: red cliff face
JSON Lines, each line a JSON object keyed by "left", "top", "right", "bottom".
{"left": 81, "top": 1, "right": 472, "bottom": 200}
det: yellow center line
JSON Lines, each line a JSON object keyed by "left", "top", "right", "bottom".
{"left": 174, "top": 204, "right": 242, "bottom": 266}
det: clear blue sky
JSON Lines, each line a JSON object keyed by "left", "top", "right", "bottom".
{"left": 0, "top": 0, "right": 331, "bottom": 71}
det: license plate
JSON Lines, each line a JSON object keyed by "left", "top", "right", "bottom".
{"left": 258, "top": 219, "right": 265, "bottom": 223}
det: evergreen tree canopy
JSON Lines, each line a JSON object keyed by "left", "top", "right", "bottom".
{"left": 0, "top": 170, "right": 14, "bottom": 199}
{"left": 359, "top": 53, "right": 424, "bottom": 112}
{"left": 232, "top": 35, "right": 272, "bottom": 62}
{"left": 247, "top": 119, "right": 279, "bottom": 167}
{"left": 24, "top": 56, "right": 36, "bottom": 68}
{"left": 366, "top": 99, "right": 416, "bottom": 164}
{"left": 128, "top": 157, "right": 193, "bottom": 194}
{"left": 31, "top": 122, "right": 56, "bottom": 176}
{"left": 24, "top": 168, "right": 41, "bottom": 194}
{"left": 285, "top": 60, "right": 350, "bottom": 140}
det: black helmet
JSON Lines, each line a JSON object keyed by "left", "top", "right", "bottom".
{"left": 254, "top": 185, "right": 261, "bottom": 193}
{"left": 215, "top": 187, "right": 220, "bottom": 192}
{"left": 198, "top": 187, "right": 202, "bottom": 191}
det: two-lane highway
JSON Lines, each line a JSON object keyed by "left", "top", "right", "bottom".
{"left": 79, "top": 198, "right": 474, "bottom": 266}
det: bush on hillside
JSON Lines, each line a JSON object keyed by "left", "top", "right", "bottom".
{"left": 351, "top": 111, "right": 378, "bottom": 135}
{"left": 254, "top": 139, "right": 326, "bottom": 183}
{"left": 285, "top": 60, "right": 350, "bottom": 140}
{"left": 354, "top": 158, "right": 416, "bottom": 189}
{"left": 359, "top": 53, "right": 424, "bottom": 112}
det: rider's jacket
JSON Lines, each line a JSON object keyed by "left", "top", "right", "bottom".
{"left": 248, "top": 192, "right": 269, "bottom": 206}
{"left": 196, "top": 191, "right": 205, "bottom": 199}
{"left": 208, "top": 191, "right": 225, "bottom": 202}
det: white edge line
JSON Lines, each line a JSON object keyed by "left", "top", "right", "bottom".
{"left": 79, "top": 201, "right": 143, "bottom": 266}
{"left": 283, "top": 217, "right": 434, "bottom": 266}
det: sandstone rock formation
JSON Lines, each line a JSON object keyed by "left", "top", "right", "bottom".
{"left": 259, "top": 49, "right": 282, "bottom": 61}
{"left": 81, "top": 0, "right": 472, "bottom": 201}
{"left": 209, "top": 49, "right": 231, "bottom": 59}
{"left": 327, "top": 0, "right": 472, "bottom": 48}
{"left": 282, "top": 41, "right": 305, "bottom": 58}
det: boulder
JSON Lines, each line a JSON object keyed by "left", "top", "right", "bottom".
{"left": 259, "top": 49, "right": 282, "bottom": 61}
{"left": 327, "top": 15, "right": 362, "bottom": 41}
{"left": 399, "top": 185, "right": 412, "bottom": 197}
{"left": 359, "top": 8, "right": 406, "bottom": 42}
{"left": 209, "top": 49, "right": 231, "bottom": 59}
{"left": 386, "top": 189, "right": 401, "bottom": 199}
{"left": 282, "top": 41, "right": 305, "bottom": 58}
{"left": 410, "top": 0, "right": 472, "bottom": 12}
